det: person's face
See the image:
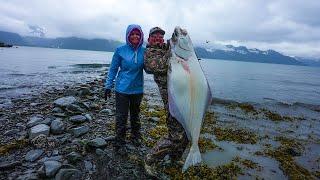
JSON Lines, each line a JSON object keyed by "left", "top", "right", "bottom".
{"left": 148, "top": 32, "right": 164, "bottom": 46}
{"left": 129, "top": 29, "right": 141, "bottom": 46}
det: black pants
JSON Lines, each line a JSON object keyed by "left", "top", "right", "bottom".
{"left": 115, "top": 92, "right": 143, "bottom": 148}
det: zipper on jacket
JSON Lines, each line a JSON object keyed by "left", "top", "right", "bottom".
{"left": 134, "top": 50, "right": 137, "bottom": 63}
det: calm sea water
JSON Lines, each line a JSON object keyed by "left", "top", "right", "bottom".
{"left": 1, "top": 46, "right": 320, "bottom": 107}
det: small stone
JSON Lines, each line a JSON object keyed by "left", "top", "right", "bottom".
{"left": 88, "top": 137, "right": 107, "bottom": 148}
{"left": 105, "top": 136, "right": 116, "bottom": 142}
{"left": 52, "top": 150, "right": 59, "bottom": 156}
{"left": 42, "top": 117, "right": 53, "bottom": 125}
{"left": 79, "top": 87, "right": 91, "bottom": 96}
{"left": 64, "top": 89, "right": 78, "bottom": 96}
{"left": 95, "top": 148, "right": 105, "bottom": 156}
{"left": 55, "top": 169, "right": 82, "bottom": 180}
{"left": 16, "top": 123, "right": 26, "bottom": 130}
{"left": 82, "top": 102, "right": 90, "bottom": 109}
{"left": 52, "top": 107, "right": 63, "bottom": 113}
{"left": 53, "top": 113, "right": 67, "bottom": 117}
{"left": 38, "top": 156, "right": 63, "bottom": 163}
{"left": 4, "top": 129, "right": 20, "bottom": 136}
{"left": 27, "top": 115, "right": 44, "bottom": 128}
{"left": 84, "top": 114, "right": 93, "bottom": 121}
{"left": 54, "top": 96, "right": 77, "bottom": 108}
{"left": 58, "top": 134, "right": 72, "bottom": 144}
{"left": 0, "top": 161, "right": 21, "bottom": 170}
{"left": 37, "top": 165, "right": 46, "bottom": 178}
{"left": 164, "top": 155, "right": 170, "bottom": 161}
{"left": 17, "top": 172, "right": 38, "bottom": 180}
{"left": 99, "top": 109, "right": 113, "bottom": 115}
{"left": 72, "top": 126, "right": 89, "bottom": 137}
{"left": 149, "top": 117, "right": 160, "bottom": 123}
{"left": 66, "top": 104, "right": 85, "bottom": 113}
{"left": 66, "top": 152, "right": 82, "bottom": 164}
{"left": 90, "top": 103, "right": 100, "bottom": 110}
{"left": 29, "top": 124, "right": 50, "bottom": 139}
{"left": 69, "top": 115, "right": 87, "bottom": 123}
{"left": 163, "top": 155, "right": 171, "bottom": 165}
{"left": 30, "top": 102, "right": 41, "bottom": 106}
{"left": 84, "top": 160, "right": 93, "bottom": 171}
{"left": 25, "top": 149, "right": 44, "bottom": 162}
{"left": 44, "top": 160, "right": 62, "bottom": 177}
{"left": 50, "top": 119, "right": 65, "bottom": 134}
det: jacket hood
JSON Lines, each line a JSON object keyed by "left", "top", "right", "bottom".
{"left": 126, "top": 24, "right": 144, "bottom": 49}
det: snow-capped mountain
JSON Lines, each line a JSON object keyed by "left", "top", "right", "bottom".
{"left": 195, "top": 44, "right": 304, "bottom": 66}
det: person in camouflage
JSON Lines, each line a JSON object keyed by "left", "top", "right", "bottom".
{"left": 144, "top": 27, "right": 189, "bottom": 175}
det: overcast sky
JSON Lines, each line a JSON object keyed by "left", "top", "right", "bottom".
{"left": 1, "top": 0, "right": 319, "bottom": 58}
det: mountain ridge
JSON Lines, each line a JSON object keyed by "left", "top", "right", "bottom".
{"left": 0, "top": 30, "right": 315, "bottom": 66}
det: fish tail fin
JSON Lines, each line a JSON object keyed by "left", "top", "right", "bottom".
{"left": 182, "top": 143, "right": 201, "bottom": 172}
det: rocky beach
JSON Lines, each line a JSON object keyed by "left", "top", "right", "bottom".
{"left": 0, "top": 70, "right": 319, "bottom": 179}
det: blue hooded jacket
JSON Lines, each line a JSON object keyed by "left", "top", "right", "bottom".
{"left": 105, "top": 24, "right": 145, "bottom": 94}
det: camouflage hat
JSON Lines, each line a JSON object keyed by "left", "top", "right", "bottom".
{"left": 149, "top": 27, "right": 165, "bottom": 36}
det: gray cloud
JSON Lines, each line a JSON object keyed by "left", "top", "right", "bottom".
{"left": 0, "top": 0, "right": 319, "bottom": 57}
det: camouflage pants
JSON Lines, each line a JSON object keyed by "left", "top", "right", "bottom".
{"left": 145, "top": 109, "right": 189, "bottom": 165}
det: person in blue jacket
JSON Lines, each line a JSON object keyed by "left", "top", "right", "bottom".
{"left": 104, "top": 24, "right": 145, "bottom": 155}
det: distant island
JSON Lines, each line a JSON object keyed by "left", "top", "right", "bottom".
{"left": 1, "top": 30, "right": 319, "bottom": 66}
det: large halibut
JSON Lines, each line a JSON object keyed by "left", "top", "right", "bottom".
{"left": 168, "top": 27, "right": 212, "bottom": 171}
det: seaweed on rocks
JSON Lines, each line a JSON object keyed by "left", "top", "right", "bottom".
{"left": 198, "top": 137, "right": 218, "bottom": 153}
{"left": 213, "top": 127, "right": 258, "bottom": 144}
{"left": 0, "top": 139, "right": 29, "bottom": 155}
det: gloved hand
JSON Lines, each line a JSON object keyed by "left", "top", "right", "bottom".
{"left": 104, "top": 89, "right": 111, "bottom": 101}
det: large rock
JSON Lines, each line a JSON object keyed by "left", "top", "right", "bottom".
{"left": 66, "top": 104, "right": 85, "bottom": 114}
{"left": 25, "top": 149, "right": 44, "bottom": 162}
{"left": 71, "top": 126, "right": 89, "bottom": 137}
{"left": 27, "top": 115, "right": 44, "bottom": 128}
{"left": 69, "top": 115, "right": 87, "bottom": 123}
{"left": 44, "top": 160, "right": 62, "bottom": 177}
{"left": 50, "top": 119, "right": 65, "bottom": 134}
{"left": 53, "top": 96, "right": 77, "bottom": 108}
{"left": 55, "top": 169, "right": 82, "bottom": 180}
{"left": 29, "top": 124, "right": 50, "bottom": 139}
{"left": 88, "top": 137, "right": 107, "bottom": 148}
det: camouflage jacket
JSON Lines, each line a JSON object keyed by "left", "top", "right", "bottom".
{"left": 144, "top": 44, "right": 170, "bottom": 75}
{"left": 144, "top": 44, "right": 171, "bottom": 106}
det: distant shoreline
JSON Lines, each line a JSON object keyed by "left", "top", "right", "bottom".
{"left": 0, "top": 42, "right": 13, "bottom": 48}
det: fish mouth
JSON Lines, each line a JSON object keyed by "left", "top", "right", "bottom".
{"left": 173, "top": 27, "right": 188, "bottom": 38}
